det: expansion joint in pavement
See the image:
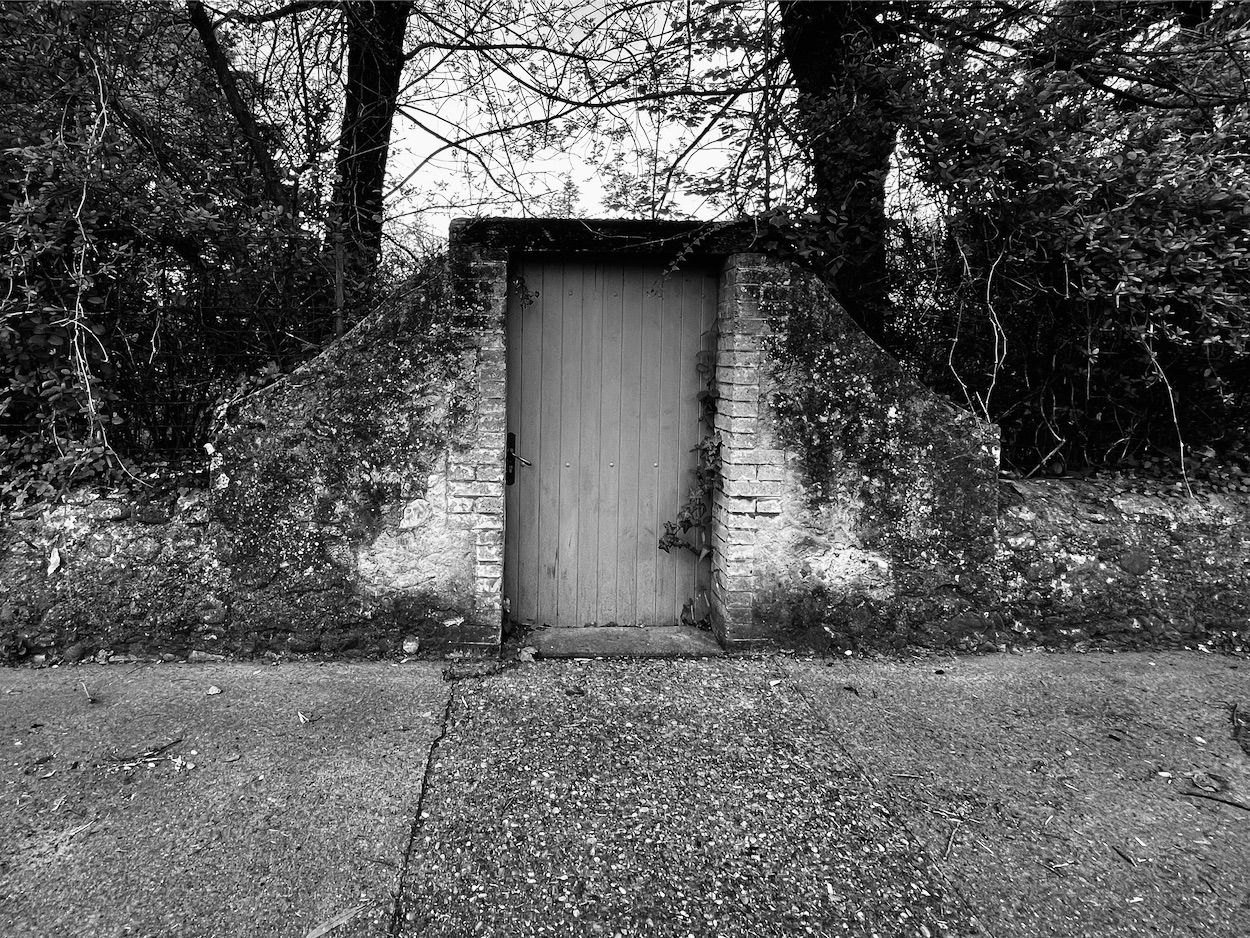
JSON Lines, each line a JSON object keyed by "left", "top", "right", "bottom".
{"left": 387, "top": 675, "right": 463, "bottom": 937}
{"left": 775, "top": 659, "right": 999, "bottom": 938}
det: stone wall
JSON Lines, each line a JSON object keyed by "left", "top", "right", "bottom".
{"left": 0, "top": 261, "right": 506, "bottom": 664}
{"left": 710, "top": 256, "right": 1002, "bottom": 648}
{"left": 3, "top": 227, "right": 1247, "bottom": 664}
{"left": 0, "top": 492, "right": 231, "bottom": 664}
{"left": 993, "top": 478, "right": 1250, "bottom": 652}
{"left": 6, "top": 474, "right": 1244, "bottom": 663}
{"left": 708, "top": 258, "right": 1248, "bottom": 655}
{"left": 209, "top": 252, "right": 507, "bottom": 652}
{"left": 788, "top": 477, "right": 1249, "bottom": 655}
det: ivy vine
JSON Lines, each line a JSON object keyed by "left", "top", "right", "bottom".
{"left": 659, "top": 343, "right": 720, "bottom": 558}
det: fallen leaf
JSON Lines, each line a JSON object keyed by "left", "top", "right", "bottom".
{"left": 1186, "top": 771, "right": 1230, "bottom": 793}
{"left": 47, "top": 547, "right": 61, "bottom": 576}
{"left": 304, "top": 904, "right": 367, "bottom": 938}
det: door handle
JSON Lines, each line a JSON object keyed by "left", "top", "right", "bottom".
{"left": 506, "top": 432, "right": 531, "bottom": 485}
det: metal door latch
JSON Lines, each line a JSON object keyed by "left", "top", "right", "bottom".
{"left": 506, "top": 432, "right": 531, "bottom": 485}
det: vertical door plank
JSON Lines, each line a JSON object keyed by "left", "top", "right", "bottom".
{"left": 615, "top": 265, "right": 643, "bottom": 625}
{"left": 556, "top": 260, "right": 584, "bottom": 625}
{"left": 695, "top": 272, "right": 718, "bottom": 605}
{"left": 514, "top": 261, "right": 546, "bottom": 623}
{"left": 536, "top": 261, "right": 564, "bottom": 624}
{"left": 575, "top": 262, "right": 604, "bottom": 624}
{"left": 504, "top": 274, "right": 520, "bottom": 616}
{"left": 675, "top": 272, "right": 705, "bottom": 607}
{"left": 634, "top": 264, "right": 662, "bottom": 623}
{"left": 596, "top": 264, "right": 623, "bottom": 625}
{"left": 655, "top": 266, "right": 683, "bottom": 621}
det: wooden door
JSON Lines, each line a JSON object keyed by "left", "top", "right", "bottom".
{"left": 504, "top": 257, "right": 717, "bottom": 628}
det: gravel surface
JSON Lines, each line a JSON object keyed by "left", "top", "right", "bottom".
{"left": 396, "top": 658, "right": 977, "bottom": 937}
{"left": 0, "top": 661, "right": 449, "bottom": 938}
{"left": 787, "top": 651, "right": 1250, "bottom": 938}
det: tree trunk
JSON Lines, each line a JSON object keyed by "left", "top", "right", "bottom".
{"left": 187, "top": 0, "right": 288, "bottom": 213}
{"left": 779, "top": 1, "right": 917, "bottom": 343}
{"left": 332, "top": 0, "right": 412, "bottom": 297}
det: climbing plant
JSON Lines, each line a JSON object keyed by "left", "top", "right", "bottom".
{"left": 659, "top": 341, "right": 720, "bottom": 559}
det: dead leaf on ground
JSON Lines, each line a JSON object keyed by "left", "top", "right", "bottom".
{"left": 304, "top": 903, "right": 368, "bottom": 938}
{"left": 1185, "top": 770, "right": 1231, "bottom": 793}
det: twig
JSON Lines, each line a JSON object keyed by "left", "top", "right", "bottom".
{"left": 108, "top": 738, "right": 181, "bottom": 763}
{"left": 1138, "top": 331, "right": 1193, "bottom": 498}
{"left": 1182, "top": 791, "right": 1250, "bottom": 813}
{"left": 943, "top": 820, "right": 962, "bottom": 860}
{"left": 1111, "top": 845, "right": 1137, "bottom": 865}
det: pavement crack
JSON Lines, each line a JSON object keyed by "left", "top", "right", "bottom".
{"left": 387, "top": 675, "right": 461, "bottom": 937}
{"left": 776, "top": 658, "right": 1001, "bottom": 938}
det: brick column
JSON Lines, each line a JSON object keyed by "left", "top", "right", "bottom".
{"left": 710, "top": 254, "right": 791, "bottom": 646}
{"left": 447, "top": 252, "right": 508, "bottom": 639}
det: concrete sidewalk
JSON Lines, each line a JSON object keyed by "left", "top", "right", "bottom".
{"left": 788, "top": 653, "right": 1250, "bottom": 938}
{"left": 0, "top": 661, "right": 449, "bottom": 938}
{"left": 1, "top": 652, "right": 1247, "bottom": 937}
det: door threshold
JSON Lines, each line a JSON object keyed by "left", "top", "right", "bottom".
{"left": 531, "top": 626, "right": 723, "bottom": 659}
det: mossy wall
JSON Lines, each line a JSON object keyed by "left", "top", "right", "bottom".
{"left": 727, "top": 267, "right": 1001, "bottom": 647}
{"left": 0, "top": 267, "right": 503, "bottom": 664}
{"left": 0, "top": 493, "right": 232, "bottom": 664}
{"left": 209, "top": 266, "right": 502, "bottom": 651}
{"left": 3, "top": 234, "right": 1246, "bottom": 664}
{"left": 743, "top": 268, "right": 1248, "bottom": 655}
{"left": 994, "top": 479, "right": 1249, "bottom": 653}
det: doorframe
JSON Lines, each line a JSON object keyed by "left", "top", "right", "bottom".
{"left": 448, "top": 217, "right": 777, "bottom": 647}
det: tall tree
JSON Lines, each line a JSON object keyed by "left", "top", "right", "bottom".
{"left": 332, "top": 1, "right": 412, "bottom": 295}
{"left": 779, "top": 1, "right": 919, "bottom": 343}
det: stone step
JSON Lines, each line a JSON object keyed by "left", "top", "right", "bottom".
{"left": 531, "top": 625, "right": 723, "bottom": 659}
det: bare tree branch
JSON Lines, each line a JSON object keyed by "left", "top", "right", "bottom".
{"left": 186, "top": 0, "right": 288, "bottom": 212}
